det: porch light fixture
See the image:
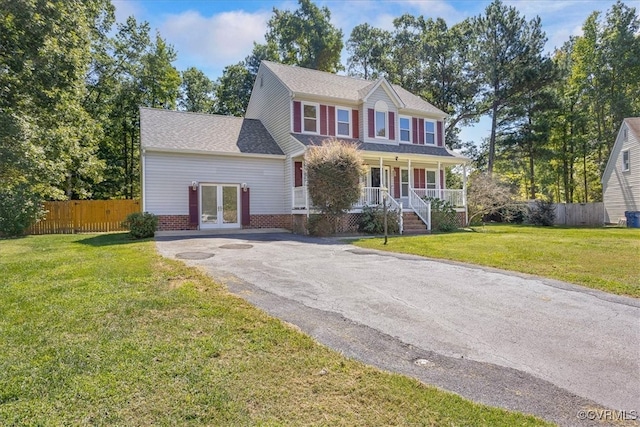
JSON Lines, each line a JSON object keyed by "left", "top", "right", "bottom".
{"left": 191, "top": 181, "right": 198, "bottom": 190}
{"left": 395, "top": 156, "right": 398, "bottom": 161}
{"left": 241, "top": 183, "right": 248, "bottom": 192}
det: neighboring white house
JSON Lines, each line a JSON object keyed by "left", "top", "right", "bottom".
{"left": 140, "top": 61, "right": 469, "bottom": 233}
{"left": 602, "top": 117, "right": 640, "bottom": 224}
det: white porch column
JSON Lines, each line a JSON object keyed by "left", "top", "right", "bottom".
{"left": 408, "top": 159, "right": 412, "bottom": 189}
{"left": 379, "top": 157, "right": 383, "bottom": 188}
{"left": 437, "top": 161, "right": 442, "bottom": 198}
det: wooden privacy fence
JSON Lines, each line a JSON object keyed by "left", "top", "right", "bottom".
{"left": 28, "top": 200, "right": 141, "bottom": 234}
{"left": 553, "top": 202, "right": 604, "bottom": 226}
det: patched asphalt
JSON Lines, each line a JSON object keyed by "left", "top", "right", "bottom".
{"left": 156, "top": 233, "right": 640, "bottom": 427}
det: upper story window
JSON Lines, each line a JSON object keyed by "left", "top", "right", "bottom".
{"left": 303, "top": 103, "right": 318, "bottom": 133}
{"left": 399, "top": 116, "right": 411, "bottom": 143}
{"left": 623, "top": 128, "right": 628, "bottom": 141}
{"left": 425, "top": 120, "right": 435, "bottom": 145}
{"left": 337, "top": 108, "right": 351, "bottom": 137}
{"left": 622, "top": 150, "right": 630, "bottom": 172}
{"left": 375, "top": 100, "right": 388, "bottom": 139}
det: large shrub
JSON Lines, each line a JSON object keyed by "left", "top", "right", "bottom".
{"left": 122, "top": 212, "right": 158, "bottom": 239}
{"left": 0, "top": 184, "right": 45, "bottom": 237}
{"left": 424, "top": 197, "right": 458, "bottom": 232}
{"left": 305, "top": 139, "right": 365, "bottom": 235}
{"left": 467, "top": 173, "right": 518, "bottom": 226}
{"left": 528, "top": 199, "right": 556, "bottom": 226}
{"left": 358, "top": 205, "right": 400, "bottom": 234}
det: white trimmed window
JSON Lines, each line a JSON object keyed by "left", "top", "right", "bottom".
{"left": 425, "top": 120, "right": 436, "bottom": 145}
{"left": 426, "top": 170, "right": 436, "bottom": 189}
{"left": 399, "top": 116, "right": 411, "bottom": 143}
{"left": 303, "top": 103, "right": 318, "bottom": 133}
{"left": 337, "top": 108, "right": 351, "bottom": 137}
{"left": 622, "top": 150, "right": 630, "bottom": 172}
{"left": 375, "top": 100, "right": 388, "bottom": 139}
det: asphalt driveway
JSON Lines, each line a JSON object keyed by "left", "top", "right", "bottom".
{"left": 156, "top": 233, "right": 640, "bottom": 427}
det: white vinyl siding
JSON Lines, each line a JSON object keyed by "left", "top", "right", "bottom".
{"left": 245, "top": 64, "right": 305, "bottom": 209}
{"left": 144, "top": 152, "right": 286, "bottom": 215}
{"left": 603, "top": 121, "right": 640, "bottom": 223}
{"left": 364, "top": 86, "right": 397, "bottom": 143}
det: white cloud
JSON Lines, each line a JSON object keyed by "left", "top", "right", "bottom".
{"left": 160, "top": 9, "right": 270, "bottom": 73}
{"left": 112, "top": 0, "right": 144, "bottom": 24}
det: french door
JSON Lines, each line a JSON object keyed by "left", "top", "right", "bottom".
{"left": 200, "top": 184, "right": 240, "bottom": 229}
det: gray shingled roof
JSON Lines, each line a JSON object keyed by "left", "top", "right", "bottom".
{"left": 291, "top": 134, "right": 468, "bottom": 160}
{"left": 140, "top": 108, "right": 283, "bottom": 156}
{"left": 625, "top": 117, "right": 640, "bottom": 138}
{"left": 263, "top": 61, "right": 446, "bottom": 117}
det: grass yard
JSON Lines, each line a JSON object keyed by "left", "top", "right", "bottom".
{"left": 0, "top": 233, "right": 550, "bottom": 426}
{"left": 353, "top": 224, "right": 640, "bottom": 298}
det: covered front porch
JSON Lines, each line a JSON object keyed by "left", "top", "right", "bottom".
{"left": 291, "top": 153, "right": 468, "bottom": 232}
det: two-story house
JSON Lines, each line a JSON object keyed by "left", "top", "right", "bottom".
{"left": 140, "top": 60, "right": 469, "bottom": 233}
{"left": 602, "top": 117, "right": 640, "bottom": 224}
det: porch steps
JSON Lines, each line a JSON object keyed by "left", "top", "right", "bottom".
{"left": 402, "top": 212, "right": 430, "bottom": 234}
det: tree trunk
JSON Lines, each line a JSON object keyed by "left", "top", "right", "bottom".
{"left": 488, "top": 100, "right": 498, "bottom": 174}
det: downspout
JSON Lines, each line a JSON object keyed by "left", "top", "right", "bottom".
{"left": 141, "top": 149, "right": 146, "bottom": 212}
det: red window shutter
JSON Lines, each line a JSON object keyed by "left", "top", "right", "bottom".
{"left": 413, "top": 169, "right": 425, "bottom": 189}
{"left": 420, "top": 169, "right": 426, "bottom": 188}
{"left": 412, "top": 118, "right": 418, "bottom": 144}
{"left": 440, "top": 170, "right": 445, "bottom": 189}
{"left": 437, "top": 121, "right": 444, "bottom": 147}
{"left": 389, "top": 111, "right": 395, "bottom": 140}
{"left": 188, "top": 186, "right": 198, "bottom": 225}
{"left": 320, "top": 105, "right": 328, "bottom": 135}
{"left": 293, "top": 101, "right": 301, "bottom": 133}
{"left": 352, "top": 109, "right": 359, "bottom": 139}
{"left": 393, "top": 167, "right": 400, "bottom": 198}
{"left": 294, "top": 161, "right": 303, "bottom": 187}
{"left": 368, "top": 108, "right": 375, "bottom": 138}
{"left": 419, "top": 119, "right": 425, "bottom": 145}
{"left": 328, "top": 106, "right": 336, "bottom": 136}
{"left": 241, "top": 188, "right": 250, "bottom": 226}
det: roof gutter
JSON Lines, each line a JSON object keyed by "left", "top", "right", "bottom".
{"left": 142, "top": 146, "right": 286, "bottom": 160}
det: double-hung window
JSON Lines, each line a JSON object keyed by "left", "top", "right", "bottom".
{"left": 399, "top": 116, "right": 411, "bottom": 143}
{"left": 622, "top": 150, "right": 630, "bottom": 172}
{"left": 337, "top": 108, "right": 351, "bottom": 137}
{"left": 426, "top": 171, "right": 436, "bottom": 189}
{"left": 425, "top": 120, "right": 435, "bottom": 145}
{"left": 303, "top": 103, "right": 318, "bottom": 133}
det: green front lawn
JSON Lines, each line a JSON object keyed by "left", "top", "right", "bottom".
{"left": 0, "top": 234, "right": 550, "bottom": 426}
{"left": 353, "top": 225, "right": 640, "bottom": 297}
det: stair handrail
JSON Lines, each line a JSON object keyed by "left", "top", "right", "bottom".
{"left": 384, "top": 191, "right": 403, "bottom": 234}
{"left": 409, "top": 188, "right": 431, "bottom": 231}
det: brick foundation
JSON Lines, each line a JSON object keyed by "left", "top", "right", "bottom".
{"left": 157, "top": 215, "right": 198, "bottom": 231}
{"left": 158, "top": 214, "right": 293, "bottom": 231}
{"left": 456, "top": 211, "right": 467, "bottom": 228}
{"left": 247, "top": 214, "right": 292, "bottom": 230}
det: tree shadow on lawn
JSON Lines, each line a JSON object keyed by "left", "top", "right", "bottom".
{"left": 76, "top": 232, "right": 148, "bottom": 247}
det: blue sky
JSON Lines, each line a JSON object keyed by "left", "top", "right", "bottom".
{"left": 111, "top": 0, "right": 623, "bottom": 143}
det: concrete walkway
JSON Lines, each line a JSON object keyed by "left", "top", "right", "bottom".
{"left": 156, "top": 233, "right": 640, "bottom": 427}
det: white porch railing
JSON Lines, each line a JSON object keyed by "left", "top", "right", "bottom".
{"left": 409, "top": 188, "right": 431, "bottom": 231}
{"left": 356, "top": 187, "right": 383, "bottom": 207}
{"left": 292, "top": 186, "right": 308, "bottom": 209}
{"left": 411, "top": 188, "right": 466, "bottom": 207}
